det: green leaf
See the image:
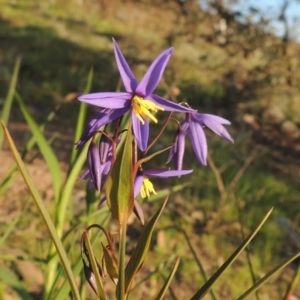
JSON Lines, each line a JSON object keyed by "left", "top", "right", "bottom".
{"left": 190, "top": 208, "right": 273, "bottom": 300}
{"left": 1, "top": 122, "right": 81, "bottom": 300}
{"left": 0, "top": 105, "right": 59, "bottom": 194}
{"left": 0, "top": 267, "right": 33, "bottom": 300}
{"left": 15, "top": 93, "right": 62, "bottom": 201}
{"left": 102, "top": 243, "right": 118, "bottom": 282}
{"left": 69, "top": 68, "right": 93, "bottom": 167}
{"left": 124, "top": 197, "right": 169, "bottom": 294}
{"left": 181, "top": 229, "right": 218, "bottom": 300}
{"left": 0, "top": 214, "right": 20, "bottom": 246}
{"left": 105, "top": 123, "right": 134, "bottom": 225}
{"left": 154, "top": 257, "right": 180, "bottom": 300}
{"left": 0, "top": 56, "right": 21, "bottom": 150}
{"left": 236, "top": 251, "right": 300, "bottom": 300}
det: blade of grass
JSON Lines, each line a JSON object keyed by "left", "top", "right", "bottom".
{"left": 283, "top": 265, "right": 300, "bottom": 300}
{"left": 180, "top": 228, "right": 218, "bottom": 300}
{"left": 69, "top": 69, "right": 93, "bottom": 167}
{"left": 0, "top": 105, "right": 60, "bottom": 194}
{"left": 125, "top": 197, "right": 169, "bottom": 294}
{"left": 154, "top": 257, "right": 180, "bottom": 300}
{"left": 1, "top": 122, "right": 81, "bottom": 300}
{"left": 15, "top": 92, "right": 62, "bottom": 201}
{"left": 0, "top": 56, "right": 21, "bottom": 150}
{"left": 54, "top": 212, "right": 110, "bottom": 300}
{"left": 0, "top": 267, "right": 33, "bottom": 300}
{"left": 190, "top": 208, "right": 273, "bottom": 300}
{"left": 0, "top": 214, "right": 20, "bottom": 246}
{"left": 237, "top": 251, "right": 300, "bottom": 300}
{"left": 45, "top": 142, "right": 88, "bottom": 294}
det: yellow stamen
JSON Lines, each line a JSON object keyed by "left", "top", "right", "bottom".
{"left": 140, "top": 177, "right": 157, "bottom": 198}
{"left": 132, "top": 95, "right": 164, "bottom": 124}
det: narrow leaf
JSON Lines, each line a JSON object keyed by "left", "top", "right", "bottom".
{"left": 237, "top": 251, "right": 300, "bottom": 300}
{"left": 0, "top": 56, "right": 21, "bottom": 150}
{"left": 15, "top": 93, "right": 62, "bottom": 201}
{"left": 155, "top": 257, "right": 180, "bottom": 300}
{"left": 105, "top": 122, "right": 134, "bottom": 225}
{"left": 69, "top": 68, "right": 93, "bottom": 166}
{"left": 125, "top": 197, "right": 169, "bottom": 293}
{"left": 190, "top": 208, "right": 273, "bottom": 300}
{"left": 0, "top": 267, "right": 33, "bottom": 300}
{"left": 1, "top": 122, "right": 81, "bottom": 300}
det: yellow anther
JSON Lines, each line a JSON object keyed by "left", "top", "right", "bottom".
{"left": 132, "top": 95, "right": 164, "bottom": 124}
{"left": 140, "top": 177, "right": 157, "bottom": 198}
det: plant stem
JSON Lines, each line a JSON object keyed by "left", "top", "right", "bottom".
{"left": 118, "top": 219, "right": 128, "bottom": 300}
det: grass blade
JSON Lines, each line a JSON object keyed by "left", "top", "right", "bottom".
{"left": 237, "top": 251, "right": 300, "bottom": 300}
{"left": 125, "top": 197, "right": 168, "bottom": 294}
{"left": 0, "top": 267, "right": 33, "bottom": 300}
{"left": 69, "top": 68, "right": 93, "bottom": 167}
{"left": 154, "top": 257, "right": 180, "bottom": 300}
{"left": 1, "top": 122, "right": 81, "bottom": 300}
{"left": 15, "top": 93, "right": 62, "bottom": 201}
{"left": 190, "top": 208, "right": 273, "bottom": 300}
{"left": 0, "top": 105, "right": 60, "bottom": 194}
{"left": 0, "top": 56, "right": 21, "bottom": 150}
{"left": 0, "top": 214, "right": 20, "bottom": 246}
{"left": 180, "top": 229, "right": 218, "bottom": 300}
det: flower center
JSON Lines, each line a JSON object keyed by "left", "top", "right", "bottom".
{"left": 140, "top": 177, "right": 157, "bottom": 198}
{"left": 132, "top": 95, "right": 164, "bottom": 124}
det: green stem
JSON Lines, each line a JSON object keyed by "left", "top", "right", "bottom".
{"left": 118, "top": 220, "right": 128, "bottom": 300}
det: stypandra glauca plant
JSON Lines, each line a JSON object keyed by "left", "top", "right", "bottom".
{"left": 2, "top": 38, "right": 300, "bottom": 300}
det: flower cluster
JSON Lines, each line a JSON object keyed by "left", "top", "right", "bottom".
{"left": 77, "top": 38, "right": 233, "bottom": 206}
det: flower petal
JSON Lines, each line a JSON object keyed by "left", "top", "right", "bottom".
{"left": 76, "top": 107, "right": 129, "bottom": 147}
{"left": 88, "top": 141, "right": 102, "bottom": 191}
{"left": 136, "top": 48, "right": 173, "bottom": 96}
{"left": 113, "top": 39, "right": 138, "bottom": 93}
{"left": 167, "top": 127, "right": 187, "bottom": 170}
{"left": 150, "top": 94, "right": 195, "bottom": 112}
{"left": 194, "top": 114, "right": 233, "bottom": 143}
{"left": 78, "top": 92, "right": 130, "bottom": 109}
{"left": 188, "top": 121, "right": 208, "bottom": 166}
{"left": 142, "top": 168, "right": 193, "bottom": 177}
{"left": 134, "top": 175, "right": 144, "bottom": 198}
{"left": 132, "top": 112, "right": 149, "bottom": 151}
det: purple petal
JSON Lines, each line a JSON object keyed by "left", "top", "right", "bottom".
{"left": 188, "top": 121, "right": 208, "bottom": 166}
{"left": 99, "top": 134, "right": 111, "bottom": 164}
{"left": 78, "top": 169, "right": 90, "bottom": 181}
{"left": 76, "top": 108, "right": 129, "bottom": 147}
{"left": 136, "top": 48, "right": 173, "bottom": 97}
{"left": 194, "top": 114, "right": 233, "bottom": 143}
{"left": 113, "top": 39, "right": 138, "bottom": 93}
{"left": 167, "top": 128, "right": 187, "bottom": 170}
{"left": 88, "top": 141, "right": 102, "bottom": 191}
{"left": 134, "top": 175, "right": 144, "bottom": 198}
{"left": 150, "top": 94, "right": 196, "bottom": 113}
{"left": 78, "top": 92, "right": 130, "bottom": 109}
{"left": 132, "top": 112, "right": 149, "bottom": 151}
{"left": 142, "top": 169, "right": 192, "bottom": 177}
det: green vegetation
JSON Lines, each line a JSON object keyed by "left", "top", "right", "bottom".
{"left": 0, "top": 0, "right": 300, "bottom": 299}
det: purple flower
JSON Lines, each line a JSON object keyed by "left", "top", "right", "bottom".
{"left": 80, "top": 135, "right": 115, "bottom": 191}
{"left": 168, "top": 112, "right": 233, "bottom": 168}
{"left": 134, "top": 168, "right": 193, "bottom": 199}
{"left": 78, "top": 39, "right": 193, "bottom": 151}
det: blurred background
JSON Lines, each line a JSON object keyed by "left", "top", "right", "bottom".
{"left": 1, "top": 0, "right": 300, "bottom": 299}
